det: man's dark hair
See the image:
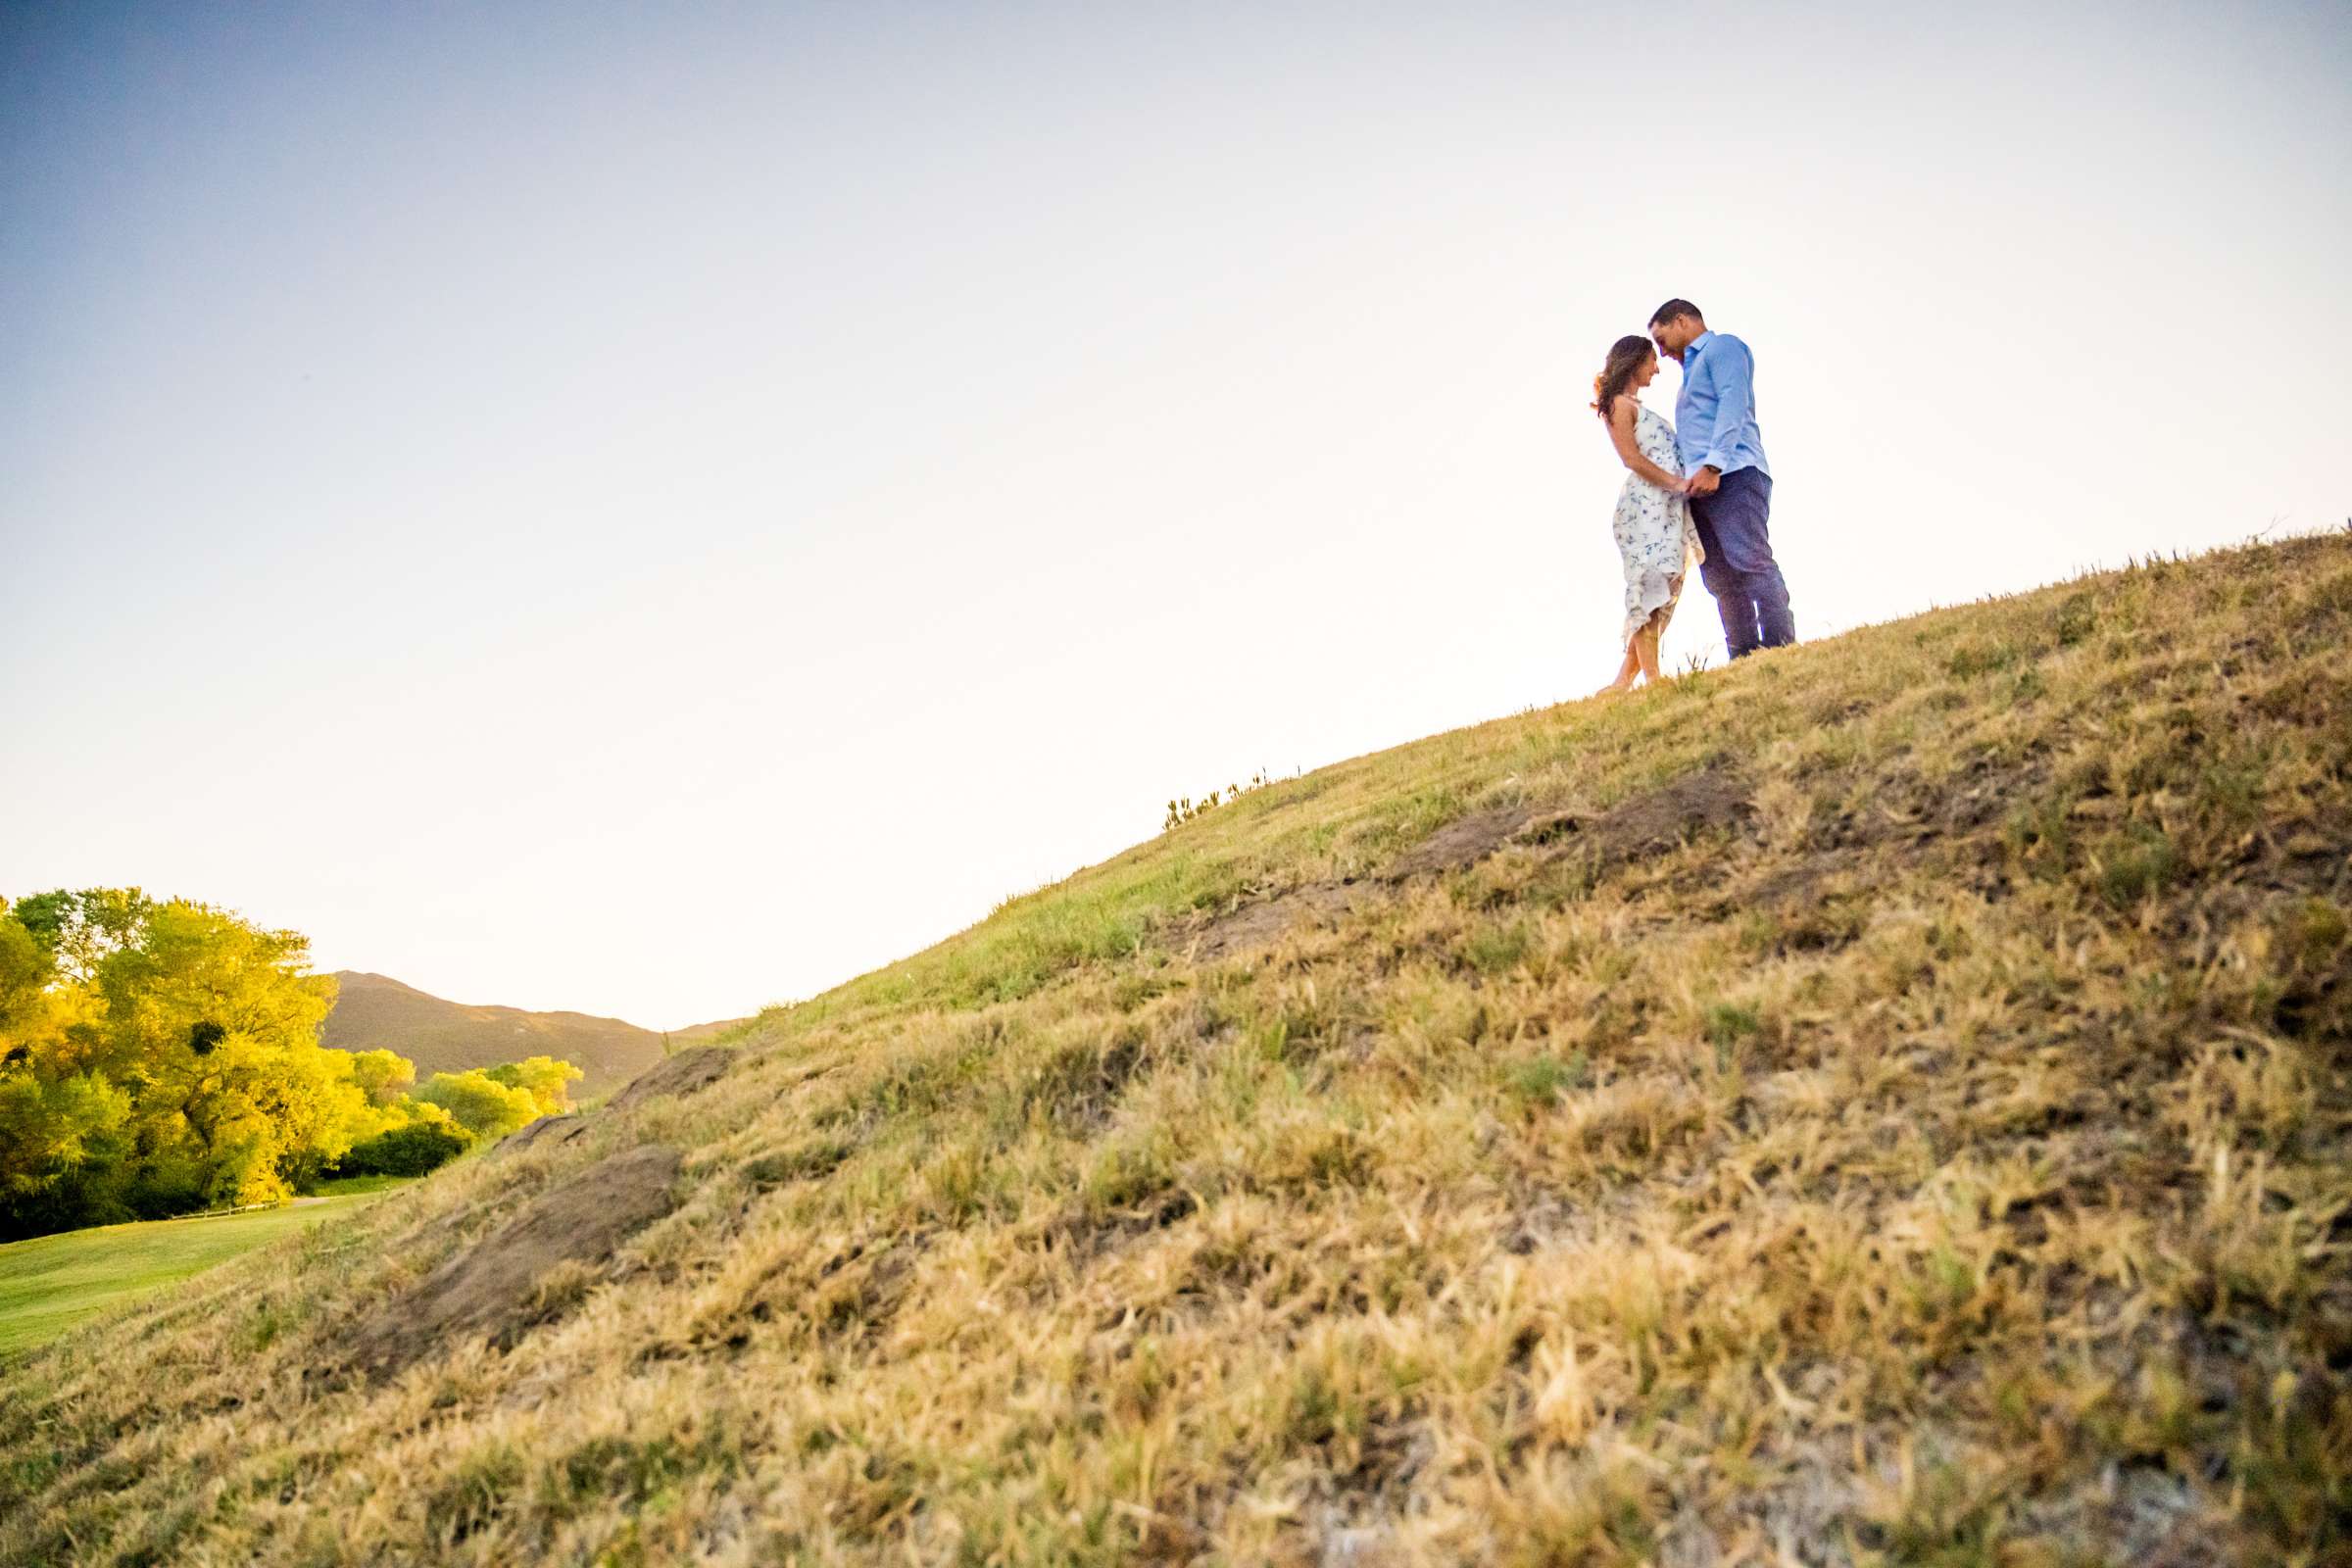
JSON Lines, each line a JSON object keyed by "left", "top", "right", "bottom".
{"left": 1648, "top": 298, "right": 1703, "bottom": 328}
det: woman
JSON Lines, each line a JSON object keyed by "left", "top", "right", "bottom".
{"left": 1592, "top": 334, "right": 1703, "bottom": 695}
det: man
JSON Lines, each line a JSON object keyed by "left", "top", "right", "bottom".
{"left": 1649, "top": 299, "right": 1794, "bottom": 659}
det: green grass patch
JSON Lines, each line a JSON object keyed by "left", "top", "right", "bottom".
{"left": 305, "top": 1173, "right": 415, "bottom": 1198}
{"left": 0, "top": 1193, "right": 391, "bottom": 1355}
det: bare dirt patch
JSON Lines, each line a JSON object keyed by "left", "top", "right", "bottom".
{"left": 608, "top": 1047, "right": 734, "bottom": 1112}
{"left": 1573, "top": 766, "right": 1752, "bottom": 870}
{"left": 500, "top": 1113, "right": 590, "bottom": 1154}
{"left": 344, "top": 1142, "right": 682, "bottom": 1380}
{"left": 1389, "top": 768, "right": 1750, "bottom": 884}
{"left": 489, "top": 1050, "right": 736, "bottom": 1159}
{"left": 1384, "top": 803, "right": 1558, "bottom": 879}
{"left": 1180, "top": 770, "right": 1751, "bottom": 962}
{"left": 1184, "top": 881, "right": 1366, "bottom": 963}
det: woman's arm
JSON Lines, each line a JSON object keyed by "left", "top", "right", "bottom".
{"left": 1607, "top": 398, "right": 1684, "bottom": 491}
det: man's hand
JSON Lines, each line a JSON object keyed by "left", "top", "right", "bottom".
{"left": 1685, "top": 466, "right": 1722, "bottom": 498}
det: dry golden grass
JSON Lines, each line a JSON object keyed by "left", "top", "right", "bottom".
{"left": 4, "top": 533, "right": 2350, "bottom": 1565}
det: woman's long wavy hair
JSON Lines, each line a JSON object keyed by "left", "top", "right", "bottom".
{"left": 1591, "top": 334, "right": 1656, "bottom": 423}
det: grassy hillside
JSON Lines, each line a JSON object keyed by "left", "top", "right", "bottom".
{"left": 0, "top": 1192, "right": 392, "bottom": 1357}
{"left": 4, "top": 533, "right": 2348, "bottom": 1565}
{"left": 667, "top": 1015, "right": 755, "bottom": 1045}
{"left": 322, "top": 971, "right": 682, "bottom": 1097}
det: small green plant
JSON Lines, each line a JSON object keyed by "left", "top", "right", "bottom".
{"left": 1463, "top": 922, "right": 1534, "bottom": 974}
{"left": 1164, "top": 768, "right": 1275, "bottom": 832}
{"left": 1703, "top": 1003, "right": 1763, "bottom": 1051}
{"left": 2096, "top": 824, "right": 2180, "bottom": 908}
{"left": 1504, "top": 1050, "right": 1588, "bottom": 1106}
{"left": 1946, "top": 640, "right": 2016, "bottom": 678}
{"left": 2194, "top": 746, "right": 2271, "bottom": 833}
{"left": 2302, "top": 566, "right": 2352, "bottom": 617}
{"left": 2002, "top": 797, "right": 2073, "bottom": 872}
{"left": 2054, "top": 591, "right": 2096, "bottom": 647}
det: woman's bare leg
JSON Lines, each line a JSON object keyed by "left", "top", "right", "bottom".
{"left": 1595, "top": 643, "right": 1641, "bottom": 697}
{"left": 1634, "top": 590, "right": 1683, "bottom": 685}
{"left": 1632, "top": 616, "right": 1665, "bottom": 684}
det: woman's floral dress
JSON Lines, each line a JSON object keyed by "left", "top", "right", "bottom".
{"left": 1612, "top": 401, "right": 1704, "bottom": 648}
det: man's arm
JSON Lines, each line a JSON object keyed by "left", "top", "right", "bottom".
{"left": 1696, "top": 335, "right": 1755, "bottom": 475}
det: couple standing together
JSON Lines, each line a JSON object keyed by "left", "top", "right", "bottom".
{"left": 1593, "top": 299, "right": 1795, "bottom": 694}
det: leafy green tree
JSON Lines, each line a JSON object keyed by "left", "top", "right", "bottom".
{"left": 3, "top": 888, "right": 595, "bottom": 1238}
{"left": 415, "top": 1068, "right": 542, "bottom": 1140}
{"left": 484, "top": 1054, "right": 583, "bottom": 1117}
{"left": 9, "top": 888, "right": 154, "bottom": 988}
{"left": 0, "top": 913, "right": 50, "bottom": 1034}
{"left": 0, "top": 1071, "right": 132, "bottom": 1210}
{"left": 80, "top": 898, "right": 357, "bottom": 1209}
{"left": 343, "top": 1049, "right": 416, "bottom": 1106}
{"left": 0, "top": 901, "right": 129, "bottom": 1228}
{"left": 0, "top": 890, "right": 380, "bottom": 1235}
{"left": 319, "top": 1048, "right": 422, "bottom": 1153}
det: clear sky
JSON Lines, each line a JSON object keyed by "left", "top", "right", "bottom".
{"left": 5, "top": 1, "right": 2347, "bottom": 1030}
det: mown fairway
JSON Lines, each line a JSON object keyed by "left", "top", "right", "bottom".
{"left": 2, "top": 533, "right": 2347, "bottom": 1564}
{"left": 0, "top": 1192, "right": 391, "bottom": 1356}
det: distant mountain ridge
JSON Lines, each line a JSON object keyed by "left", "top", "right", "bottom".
{"left": 320, "top": 971, "right": 746, "bottom": 1097}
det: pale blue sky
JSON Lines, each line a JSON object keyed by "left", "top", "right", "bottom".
{"left": 5, "top": 1, "right": 2346, "bottom": 1029}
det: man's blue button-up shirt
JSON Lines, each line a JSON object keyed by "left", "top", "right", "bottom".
{"left": 1673, "top": 329, "right": 1771, "bottom": 479}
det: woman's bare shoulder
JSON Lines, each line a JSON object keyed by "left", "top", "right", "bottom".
{"left": 1608, "top": 394, "right": 1640, "bottom": 425}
